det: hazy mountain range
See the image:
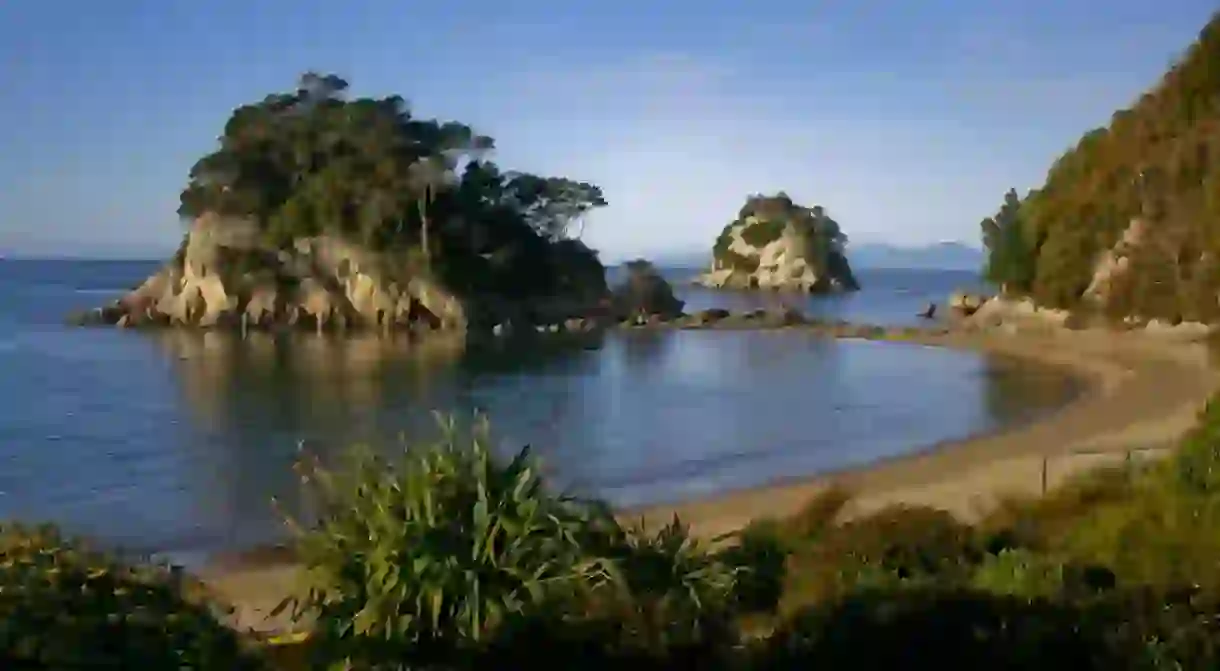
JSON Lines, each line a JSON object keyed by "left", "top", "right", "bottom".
{"left": 635, "top": 241, "right": 984, "bottom": 272}
{"left": 848, "top": 241, "right": 984, "bottom": 270}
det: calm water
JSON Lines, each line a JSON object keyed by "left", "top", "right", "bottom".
{"left": 0, "top": 260, "right": 1077, "bottom": 563}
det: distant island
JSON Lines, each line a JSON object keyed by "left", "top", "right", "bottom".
{"left": 695, "top": 193, "right": 859, "bottom": 293}
{"left": 849, "top": 241, "right": 983, "bottom": 271}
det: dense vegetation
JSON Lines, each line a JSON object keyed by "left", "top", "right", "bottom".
{"left": 177, "top": 72, "right": 610, "bottom": 301}
{"left": 981, "top": 12, "right": 1220, "bottom": 321}
{"left": 9, "top": 395, "right": 1220, "bottom": 668}
{"left": 0, "top": 524, "right": 262, "bottom": 669}
{"left": 610, "top": 259, "right": 685, "bottom": 319}
{"left": 712, "top": 193, "right": 851, "bottom": 279}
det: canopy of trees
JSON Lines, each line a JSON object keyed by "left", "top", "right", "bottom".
{"left": 982, "top": 12, "right": 1220, "bottom": 321}
{"left": 177, "top": 72, "right": 609, "bottom": 300}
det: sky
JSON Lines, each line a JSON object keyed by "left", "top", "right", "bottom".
{"left": 0, "top": 1, "right": 1216, "bottom": 262}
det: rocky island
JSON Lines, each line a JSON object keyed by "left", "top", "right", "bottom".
{"left": 695, "top": 192, "right": 859, "bottom": 293}
{"left": 73, "top": 73, "right": 615, "bottom": 335}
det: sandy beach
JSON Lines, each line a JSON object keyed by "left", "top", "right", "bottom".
{"left": 201, "top": 325, "right": 1220, "bottom": 635}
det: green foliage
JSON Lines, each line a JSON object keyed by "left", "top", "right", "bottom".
{"left": 281, "top": 416, "right": 752, "bottom": 668}
{"left": 1005, "top": 11, "right": 1220, "bottom": 319}
{"left": 979, "top": 466, "right": 1139, "bottom": 551}
{"left": 738, "top": 219, "right": 786, "bottom": 248}
{"left": 970, "top": 549, "right": 1072, "bottom": 599}
{"left": 754, "top": 589, "right": 1116, "bottom": 670}
{"left": 1172, "top": 394, "right": 1220, "bottom": 495}
{"left": 981, "top": 188, "right": 1038, "bottom": 294}
{"left": 574, "top": 516, "right": 743, "bottom": 663}
{"left": 717, "top": 519, "right": 789, "bottom": 615}
{"left": 282, "top": 416, "right": 613, "bottom": 667}
{"left": 0, "top": 524, "right": 263, "bottom": 670}
{"left": 177, "top": 72, "right": 610, "bottom": 302}
{"left": 781, "top": 505, "right": 979, "bottom": 610}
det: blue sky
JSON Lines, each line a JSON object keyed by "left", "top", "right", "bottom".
{"left": 0, "top": 1, "right": 1215, "bottom": 261}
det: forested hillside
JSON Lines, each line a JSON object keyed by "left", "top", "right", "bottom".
{"left": 982, "top": 12, "right": 1220, "bottom": 323}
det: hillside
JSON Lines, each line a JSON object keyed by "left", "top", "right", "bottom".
{"left": 983, "top": 12, "right": 1220, "bottom": 323}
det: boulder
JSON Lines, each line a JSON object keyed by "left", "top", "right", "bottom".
{"left": 610, "top": 259, "right": 685, "bottom": 320}
{"left": 948, "top": 291, "right": 988, "bottom": 315}
{"left": 72, "top": 213, "right": 470, "bottom": 335}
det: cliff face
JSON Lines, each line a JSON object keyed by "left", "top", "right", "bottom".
{"left": 696, "top": 193, "right": 858, "bottom": 293}
{"left": 79, "top": 214, "right": 469, "bottom": 332}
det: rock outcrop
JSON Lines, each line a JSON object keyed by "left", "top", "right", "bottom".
{"left": 1082, "top": 217, "right": 1149, "bottom": 309}
{"left": 74, "top": 214, "right": 469, "bottom": 333}
{"left": 695, "top": 193, "right": 858, "bottom": 293}
{"left": 609, "top": 259, "right": 685, "bottom": 321}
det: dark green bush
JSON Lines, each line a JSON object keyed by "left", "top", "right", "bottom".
{"left": 978, "top": 466, "right": 1138, "bottom": 552}
{"left": 754, "top": 589, "right": 1106, "bottom": 670}
{"left": 1173, "top": 395, "right": 1220, "bottom": 495}
{"left": 718, "top": 519, "right": 789, "bottom": 615}
{"left": 0, "top": 524, "right": 263, "bottom": 670}
{"left": 715, "top": 248, "right": 760, "bottom": 273}
{"left": 738, "top": 219, "right": 786, "bottom": 248}
{"left": 779, "top": 505, "right": 980, "bottom": 611}
{"left": 554, "top": 516, "right": 741, "bottom": 667}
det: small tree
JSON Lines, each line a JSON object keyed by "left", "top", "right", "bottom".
{"left": 611, "top": 259, "right": 685, "bottom": 319}
{"left": 981, "top": 188, "right": 1037, "bottom": 294}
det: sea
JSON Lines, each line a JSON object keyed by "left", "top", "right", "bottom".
{"left": 0, "top": 260, "right": 1081, "bottom": 564}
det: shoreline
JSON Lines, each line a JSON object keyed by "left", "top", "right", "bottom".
{"left": 199, "top": 324, "right": 1220, "bottom": 634}
{"left": 629, "top": 326, "right": 1214, "bottom": 538}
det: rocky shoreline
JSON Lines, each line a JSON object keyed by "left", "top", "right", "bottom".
{"left": 72, "top": 292, "right": 1220, "bottom": 347}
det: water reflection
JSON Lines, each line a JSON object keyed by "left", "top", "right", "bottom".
{"left": 135, "top": 330, "right": 1080, "bottom": 557}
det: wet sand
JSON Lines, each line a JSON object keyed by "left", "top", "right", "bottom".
{"left": 201, "top": 326, "right": 1220, "bottom": 635}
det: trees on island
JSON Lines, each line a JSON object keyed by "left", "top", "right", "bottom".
{"left": 176, "top": 72, "right": 609, "bottom": 300}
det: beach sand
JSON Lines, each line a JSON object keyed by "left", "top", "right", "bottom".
{"left": 201, "top": 325, "right": 1220, "bottom": 635}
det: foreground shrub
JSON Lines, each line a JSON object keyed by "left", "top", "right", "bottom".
{"left": 1055, "top": 484, "right": 1220, "bottom": 592}
{"left": 282, "top": 417, "right": 615, "bottom": 668}
{"left": 0, "top": 523, "right": 263, "bottom": 669}
{"left": 756, "top": 588, "right": 1102, "bottom": 670}
{"left": 488, "top": 517, "right": 743, "bottom": 669}
{"left": 781, "top": 505, "right": 979, "bottom": 609}
{"left": 970, "top": 548, "right": 1116, "bottom": 601}
{"left": 718, "top": 518, "right": 789, "bottom": 615}
{"left": 970, "top": 548, "right": 1071, "bottom": 599}
{"left": 283, "top": 417, "right": 749, "bottom": 668}
{"left": 978, "top": 465, "right": 1138, "bottom": 552}
{"left": 1172, "top": 395, "right": 1220, "bottom": 496}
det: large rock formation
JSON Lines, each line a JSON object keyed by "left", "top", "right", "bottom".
{"left": 695, "top": 193, "right": 858, "bottom": 293}
{"left": 75, "top": 214, "right": 469, "bottom": 332}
